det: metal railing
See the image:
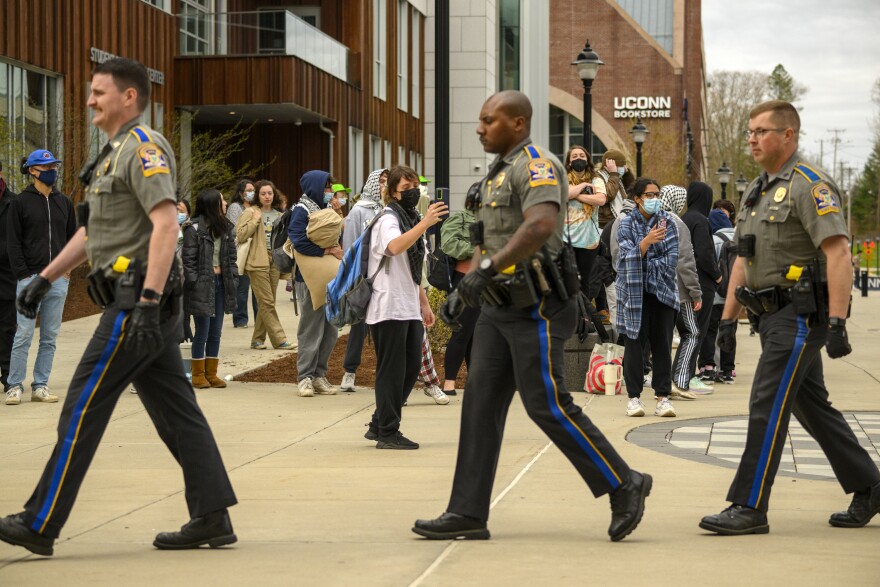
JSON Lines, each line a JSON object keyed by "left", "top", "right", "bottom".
{"left": 177, "top": 10, "right": 349, "bottom": 82}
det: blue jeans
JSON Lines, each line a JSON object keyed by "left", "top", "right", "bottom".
{"left": 192, "top": 276, "right": 225, "bottom": 359}
{"left": 9, "top": 275, "right": 69, "bottom": 389}
{"left": 232, "top": 274, "right": 258, "bottom": 327}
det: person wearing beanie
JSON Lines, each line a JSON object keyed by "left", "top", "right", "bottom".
{"left": 698, "top": 208, "right": 737, "bottom": 384}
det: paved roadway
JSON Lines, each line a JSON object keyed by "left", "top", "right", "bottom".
{"left": 1, "top": 286, "right": 879, "bottom": 586}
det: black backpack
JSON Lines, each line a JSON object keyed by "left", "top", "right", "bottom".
{"left": 270, "top": 209, "right": 294, "bottom": 273}
{"left": 427, "top": 245, "right": 454, "bottom": 292}
{"left": 716, "top": 232, "right": 737, "bottom": 297}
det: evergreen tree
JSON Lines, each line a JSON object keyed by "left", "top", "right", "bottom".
{"left": 766, "top": 64, "right": 808, "bottom": 104}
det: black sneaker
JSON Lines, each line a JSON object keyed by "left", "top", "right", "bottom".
{"left": 153, "top": 509, "right": 237, "bottom": 550}
{"left": 829, "top": 481, "right": 880, "bottom": 528}
{"left": 443, "top": 388, "right": 458, "bottom": 396}
{"left": 376, "top": 432, "right": 419, "bottom": 450}
{"left": 608, "top": 470, "right": 652, "bottom": 541}
{"left": 0, "top": 513, "right": 54, "bottom": 556}
{"left": 699, "top": 504, "right": 769, "bottom": 535}
{"left": 412, "top": 512, "right": 490, "bottom": 540}
{"left": 719, "top": 371, "right": 735, "bottom": 384}
{"left": 364, "top": 423, "right": 378, "bottom": 441}
{"left": 699, "top": 367, "right": 716, "bottom": 383}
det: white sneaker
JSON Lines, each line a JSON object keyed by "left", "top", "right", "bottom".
{"left": 626, "top": 397, "right": 645, "bottom": 417}
{"left": 424, "top": 385, "right": 450, "bottom": 405}
{"left": 340, "top": 372, "right": 356, "bottom": 392}
{"left": 655, "top": 397, "right": 676, "bottom": 417}
{"left": 298, "top": 377, "right": 314, "bottom": 397}
{"left": 31, "top": 386, "right": 59, "bottom": 403}
{"left": 688, "top": 377, "right": 714, "bottom": 395}
{"left": 313, "top": 377, "right": 338, "bottom": 395}
{"left": 5, "top": 386, "right": 22, "bottom": 406}
{"left": 670, "top": 385, "right": 697, "bottom": 401}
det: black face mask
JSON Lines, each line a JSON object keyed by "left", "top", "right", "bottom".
{"left": 570, "top": 159, "right": 588, "bottom": 173}
{"left": 399, "top": 188, "right": 421, "bottom": 210}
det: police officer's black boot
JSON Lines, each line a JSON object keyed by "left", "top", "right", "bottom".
{"left": 608, "top": 470, "right": 653, "bottom": 541}
{"left": 153, "top": 509, "right": 237, "bottom": 550}
{"left": 0, "top": 512, "right": 55, "bottom": 556}
{"left": 699, "top": 504, "right": 769, "bottom": 535}
{"left": 412, "top": 512, "right": 490, "bottom": 540}
{"left": 828, "top": 481, "right": 880, "bottom": 528}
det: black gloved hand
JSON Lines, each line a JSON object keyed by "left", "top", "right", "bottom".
{"left": 718, "top": 319, "right": 738, "bottom": 353}
{"left": 457, "top": 267, "right": 496, "bottom": 308}
{"left": 16, "top": 275, "right": 52, "bottom": 319}
{"left": 439, "top": 292, "right": 464, "bottom": 331}
{"left": 826, "top": 323, "right": 852, "bottom": 359}
{"left": 125, "top": 301, "right": 163, "bottom": 356}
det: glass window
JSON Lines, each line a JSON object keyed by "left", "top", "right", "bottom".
{"left": 498, "top": 0, "right": 520, "bottom": 91}
{"left": 384, "top": 140, "right": 391, "bottom": 168}
{"left": 179, "top": 0, "right": 213, "bottom": 56}
{"left": 258, "top": 11, "right": 286, "bottom": 54}
{"left": 549, "top": 106, "right": 606, "bottom": 162}
{"left": 369, "top": 135, "right": 382, "bottom": 172}
{"left": 139, "top": 0, "right": 169, "bottom": 11}
{"left": 411, "top": 9, "right": 420, "bottom": 118}
{"left": 397, "top": 0, "right": 408, "bottom": 111}
{"left": 373, "top": 0, "right": 387, "bottom": 100}
{"left": 348, "top": 127, "right": 364, "bottom": 195}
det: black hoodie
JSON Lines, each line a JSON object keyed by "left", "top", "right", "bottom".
{"left": 6, "top": 184, "right": 76, "bottom": 280}
{"left": 681, "top": 181, "right": 721, "bottom": 287}
{"left": 0, "top": 180, "right": 18, "bottom": 300}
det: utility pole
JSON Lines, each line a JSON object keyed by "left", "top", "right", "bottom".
{"left": 828, "top": 129, "right": 846, "bottom": 178}
{"left": 819, "top": 139, "right": 824, "bottom": 168}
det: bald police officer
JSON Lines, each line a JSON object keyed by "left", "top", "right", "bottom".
{"left": 700, "top": 100, "right": 880, "bottom": 535}
{"left": 0, "top": 59, "right": 237, "bottom": 557}
{"left": 413, "top": 91, "right": 651, "bottom": 542}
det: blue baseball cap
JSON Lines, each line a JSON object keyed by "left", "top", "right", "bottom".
{"left": 25, "top": 149, "right": 61, "bottom": 168}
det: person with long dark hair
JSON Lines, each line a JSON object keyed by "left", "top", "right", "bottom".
{"left": 226, "top": 178, "right": 256, "bottom": 328}
{"left": 182, "top": 189, "right": 239, "bottom": 388}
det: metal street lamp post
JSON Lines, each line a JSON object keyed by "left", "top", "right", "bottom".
{"left": 716, "top": 162, "right": 732, "bottom": 199}
{"left": 735, "top": 173, "right": 748, "bottom": 206}
{"left": 630, "top": 118, "right": 649, "bottom": 177}
{"left": 571, "top": 40, "right": 603, "bottom": 162}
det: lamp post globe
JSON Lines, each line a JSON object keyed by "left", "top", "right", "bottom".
{"left": 571, "top": 40, "right": 603, "bottom": 162}
{"left": 630, "top": 118, "right": 649, "bottom": 177}
{"left": 735, "top": 173, "right": 748, "bottom": 205}
{"left": 716, "top": 162, "right": 732, "bottom": 199}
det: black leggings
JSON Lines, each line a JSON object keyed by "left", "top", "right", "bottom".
{"left": 574, "top": 247, "right": 599, "bottom": 300}
{"left": 443, "top": 271, "right": 480, "bottom": 382}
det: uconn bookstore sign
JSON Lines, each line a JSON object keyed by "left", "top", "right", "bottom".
{"left": 613, "top": 96, "right": 671, "bottom": 119}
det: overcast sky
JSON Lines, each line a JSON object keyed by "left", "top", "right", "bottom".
{"left": 702, "top": 0, "right": 880, "bottom": 181}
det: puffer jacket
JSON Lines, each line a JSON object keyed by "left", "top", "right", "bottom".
{"left": 182, "top": 215, "right": 239, "bottom": 317}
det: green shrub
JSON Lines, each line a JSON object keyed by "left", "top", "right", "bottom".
{"left": 426, "top": 287, "right": 452, "bottom": 353}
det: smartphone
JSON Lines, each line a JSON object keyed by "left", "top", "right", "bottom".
{"left": 580, "top": 185, "right": 594, "bottom": 195}
{"left": 658, "top": 218, "right": 667, "bottom": 230}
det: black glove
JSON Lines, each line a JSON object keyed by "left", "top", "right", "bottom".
{"left": 125, "top": 301, "right": 163, "bottom": 356}
{"left": 439, "top": 292, "right": 464, "bottom": 331}
{"left": 457, "top": 267, "right": 497, "bottom": 308}
{"left": 718, "top": 319, "right": 737, "bottom": 353}
{"left": 826, "top": 323, "right": 852, "bottom": 359}
{"left": 16, "top": 275, "right": 52, "bottom": 319}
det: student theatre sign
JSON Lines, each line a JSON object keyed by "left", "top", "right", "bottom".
{"left": 613, "top": 96, "right": 671, "bottom": 119}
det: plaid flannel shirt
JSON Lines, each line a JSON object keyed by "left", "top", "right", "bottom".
{"left": 614, "top": 209, "right": 679, "bottom": 339}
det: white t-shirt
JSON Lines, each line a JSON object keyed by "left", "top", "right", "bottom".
{"left": 365, "top": 211, "right": 421, "bottom": 325}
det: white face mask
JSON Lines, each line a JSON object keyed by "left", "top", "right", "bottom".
{"left": 617, "top": 166, "right": 627, "bottom": 175}
{"left": 244, "top": 191, "right": 255, "bottom": 202}
{"left": 338, "top": 198, "right": 347, "bottom": 206}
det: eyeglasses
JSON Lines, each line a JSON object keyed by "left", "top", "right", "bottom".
{"left": 640, "top": 191, "right": 660, "bottom": 199}
{"left": 743, "top": 128, "right": 786, "bottom": 140}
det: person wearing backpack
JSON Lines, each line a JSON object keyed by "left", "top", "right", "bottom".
{"left": 362, "top": 166, "right": 447, "bottom": 449}
{"left": 235, "top": 179, "right": 293, "bottom": 350}
{"left": 289, "top": 170, "right": 344, "bottom": 397}
{"left": 339, "top": 168, "right": 387, "bottom": 392}
{"left": 698, "top": 206, "right": 737, "bottom": 384}
{"left": 182, "top": 189, "right": 239, "bottom": 388}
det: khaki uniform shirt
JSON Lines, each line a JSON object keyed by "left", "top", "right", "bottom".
{"left": 85, "top": 118, "right": 177, "bottom": 271}
{"left": 477, "top": 139, "right": 567, "bottom": 266}
{"left": 736, "top": 151, "right": 846, "bottom": 289}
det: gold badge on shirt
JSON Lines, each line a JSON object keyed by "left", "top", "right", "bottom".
{"left": 494, "top": 172, "right": 506, "bottom": 189}
{"left": 773, "top": 187, "right": 787, "bottom": 202}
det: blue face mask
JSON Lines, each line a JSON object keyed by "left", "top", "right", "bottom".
{"left": 617, "top": 166, "right": 626, "bottom": 175}
{"left": 177, "top": 212, "right": 187, "bottom": 225}
{"left": 642, "top": 198, "right": 661, "bottom": 216}
{"left": 323, "top": 193, "right": 334, "bottom": 204}
{"left": 338, "top": 198, "right": 347, "bottom": 206}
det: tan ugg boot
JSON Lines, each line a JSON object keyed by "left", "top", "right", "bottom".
{"left": 191, "top": 358, "right": 210, "bottom": 389}
{"left": 205, "top": 357, "right": 227, "bottom": 388}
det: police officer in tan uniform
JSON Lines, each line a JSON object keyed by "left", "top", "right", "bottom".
{"left": 700, "top": 100, "right": 880, "bottom": 535}
{"left": 0, "top": 59, "right": 237, "bottom": 556}
{"left": 414, "top": 91, "right": 651, "bottom": 542}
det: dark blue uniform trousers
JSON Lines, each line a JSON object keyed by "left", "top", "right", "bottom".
{"left": 728, "top": 304, "right": 880, "bottom": 511}
{"left": 22, "top": 299, "right": 237, "bottom": 538}
{"left": 448, "top": 293, "right": 631, "bottom": 522}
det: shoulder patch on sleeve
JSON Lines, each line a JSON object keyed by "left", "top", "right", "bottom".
{"left": 137, "top": 143, "right": 170, "bottom": 177}
{"left": 794, "top": 162, "right": 823, "bottom": 183}
{"left": 811, "top": 182, "right": 839, "bottom": 215}
{"left": 527, "top": 159, "right": 558, "bottom": 187}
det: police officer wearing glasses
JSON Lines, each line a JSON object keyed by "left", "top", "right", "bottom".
{"left": 413, "top": 90, "right": 651, "bottom": 542}
{"left": 700, "top": 100, "right": 880, "bottom": 535}
{"left": 0, "top": 58, "right": 237, "bottom": 556}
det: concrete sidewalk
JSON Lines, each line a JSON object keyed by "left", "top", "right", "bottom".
{"left": 1, "top": 285, "right": 879, "bottom": 586}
